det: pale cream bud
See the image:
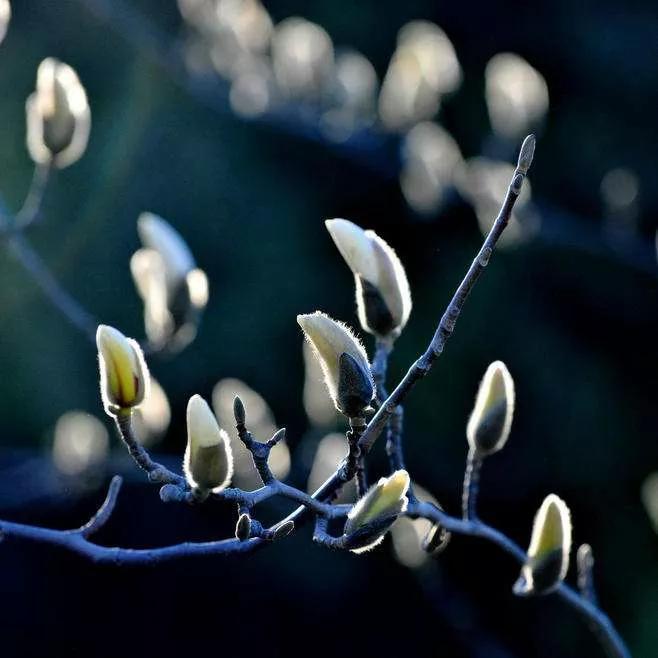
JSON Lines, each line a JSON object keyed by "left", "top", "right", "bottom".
{"left": 344, "top": 470, "right": 410, "bottom": 553}
{"left": 26, "top": 58, "right": 90, "bottom": 168}
{"left": 184, "top": 394, "right": 233, "bottom": 492}
{"left": 325, "top": 219, "right": 411, "bottom": 337}
{"left": 96, "top": 325, "right": 149, "bottom": 414}
{"left": 466, "top": 361, "right": 515, "bottom": 456}
{"left": 514, "top": 494, "right": 572, "bottom": 596}
{"left": 297, "top": 311, "right": 374, "bottom": 416}
{"left": 0, "top": 0, "right": 10, "bottom": 45}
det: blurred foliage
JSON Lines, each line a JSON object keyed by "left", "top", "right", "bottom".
{"left": 0, "top": 1, "right": 657, "bottom": 657}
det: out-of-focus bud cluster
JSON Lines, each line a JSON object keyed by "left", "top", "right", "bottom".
{"left": 26, "top": 58, "right": 90, "bottom": 168}
{"left": 52, "top": 410, "right": 109, "bottom": 477}
{"left": 132, "top": 377, "right": 171, "bottom": 448}
{"left": 213, "top": 378, "right": 290, "bottom": 489}
{"left": 131, "top": 212, "right": 209, "bottom": 353}
{"left": 325, "top": 219, "right": 411, "bottom": 339}
{"left": 297, "top": 311, "right": 374, "bottom": 417}
{"left": 0, "top": 0, "right": 10, "bottom": 45}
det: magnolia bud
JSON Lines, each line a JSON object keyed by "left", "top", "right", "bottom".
{"left": 0, "top": 0, "right": 10, "bottom": 45}
{"left": 133, "top": 213, "right": 208, "bottom": 351}
{"left": 26, "top": 58, "right": 90, "bottom": 168}
{"left": 235, "top": 513, "right": 251, "bottom": 541}
{"left": 184, "top": 395, "right": 233, "bottom": 492}
{"left": 344, "top": 470, "right": 410, "bottom": 553}
{"left": 297, "top": 312, "right": 374, "bottom": 416}
{"left": 96, "top": 325, "right": 149, "bottom": 414}
{"left": 466, "top": 361, "right": 515, "bottom": 456}
{"left": 325, "top": 219, "right": 411, "bottom": 337}
{"left": 514, "top": 494, "right": 572, "bottom": 596}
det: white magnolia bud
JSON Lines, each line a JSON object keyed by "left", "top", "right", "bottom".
{"left": 26, "top": 58, "right": 90, "bottom": 168}
{"left": 325, "top": 219, "right": 411, "bottom": 337}
{"left": 96, "top": 325, "right": 149, "bottom": 414}
{"left": 466, "top": 361, "right": 515, "bottom": 456}
{"left": 184, "top": 394, "right": 233, "bottom": 492}
{"left": 0, "top": 0, "right": 10, "bottom": 45}
{"left": 345, "top": 470, "right": 410, "bottom": 553}
{"left": 297, "top": 312, "right": 374, "bottom": 416}
{"left": 514, "top": 494, "right": 572, "bottom": 596}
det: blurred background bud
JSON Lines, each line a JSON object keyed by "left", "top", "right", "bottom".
{"left": 213, "top": 378, "right": 290, "bottom": 489}
{"left": 25, "top": 57, "right": 90, "bottom": 168}
{"left": 52, "top": 411, "right": 109, "bottom": 477}
{"left": 514, "top": 494, "right": 572, "bottom": 596}
{"left": 272, "top": 17, "right": 334, "bottom": 101}
{"left": 379, "top": 21, "right": 460, "bottom": 131}
{"left": 485, "top": 53, "right": 549, "bottom": 140}
{"left": 302, "top": 340, "right": 338, "bottom": 427}
{"left": 641, "top": 472, "right": 658, "bottom": 534}
{"left": 0, "top": 0, "right": 10, "bottom": 45}
{"left": 184, "top": 394, "right": 233, "bottom": 492}
{"left": 455, "top": 157, "right": 538, "bottom": 247}
{"left": 400, "top": 121, "right": 462, "bottom": 216}
{"left": 133, "top": 213, "right": 209, "bottom": 353}
{"left": 131, "top": 377, "right": 171, "bottom": 448}
{"left": 306, "top": 432, "right": 356, "bottom": 502}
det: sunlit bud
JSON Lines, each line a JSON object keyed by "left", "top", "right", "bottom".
{"left": 344, "top": 470, "right": 410, "bottom": 553}
{"left": 297, "top": 312, "right": 374, "bottom": 416}
{"left": 514, "top": 494, "right": 572, "bottom": 596}
{"left": 184, "top": 395, "right": 233, "bottom": 492}
{"left": 26, "top": 58, "right": 90, "bottom": 168}
{"left": 325, "top": 219, "right": 411, "bottom": 337}
{"left": 96, "top": 325, "right": 149, "bottom": 414}
{"left": 235, "top": 513, "right": 251, "bottom": 541}
{"left": 466, "top": 361, "right": 515, "bottom": 456}
{"left": 0, "top": 0, "right": 10, "bottom": 45}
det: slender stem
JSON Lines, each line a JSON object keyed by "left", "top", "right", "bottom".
{"left": 462, "top": 448, "right": 483, "bottom": 521}
{"left": 346, "top": 416, "right": 367, "bottom": 497}
{"left": 358, "top": 135, "right": 536, "bottom": 455}
{"left": 409, "top": 501, "right": 630, "bottom": 658}
{"left": 14, "top": 162, "right": 52, "bottom": 230}
{"left": 578, "top": 543, "right": 598, "bottom": 606}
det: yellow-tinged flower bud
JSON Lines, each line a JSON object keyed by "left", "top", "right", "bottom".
{"left": 297, "top": 311, "right": 374, "bottom": 416}
{"left": 466, "top": 361, "right": 515, "bottom": 456}
{"left": 96, "top": 325, "right": 149, "bottom": 414}
{"left": 26, "top": 58, "right": 90, "bottom": 168}
{"left": 0, "top": 0, "right": 10, "bottom": 45}
{"left": 344, "top": 470, "right": 410, "bottom": 553}
{"left": 184, "top": 394, "right": 233, "bottom": 492}
{"left": 325, "top": 219, "right": 411, "bottom": 337}
{"left": 514, "top": 494, "right": 572, "bottom": 596}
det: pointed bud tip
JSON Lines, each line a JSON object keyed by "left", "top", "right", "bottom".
{"left": 517, "top": 134, "right": 536, "bottom": 174}
{"left": 233, "top": 395, "right": 246, "bottom": 424}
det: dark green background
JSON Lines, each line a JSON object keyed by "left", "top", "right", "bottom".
{"left": 0, "top": 1, "right": 656, "bottom": 657}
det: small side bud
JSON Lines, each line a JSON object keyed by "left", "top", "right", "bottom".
{"left": 26, "top": 58, "right": 90, "bottom": 168}
{"left": 267, "top": 427, "right": 286, "bottom": 447}
{"left": 517, "top": 134, "right": 536, "bottom": 175}
{"left": 272, "top": 520, "right": 295, "bottom": 541}
{"left": 96, "top": 325, "right": 149, "bottom": 415}
{"left": 514, "top": 494, "right": 572, "bottom": 596}
{"left": 184, "top": 395, "right": 233, "bottom": 492}
{"left": 325, "top": 219, "right": 411, "bottom": 337}
{"left": 344, "top": 470, "right": 410, "bottom": 553}
{"left": 233, "top": 395, "right": 246, "bottom": 425}
{"left": 297, "top": 312, "right": 374, "bottom": 416}
{"left": 466, "top": 361, "right": 515, "bottom": 456}
{"left": 235, "top": 513, "right": 252, "bottom": 541}
{"left": 422, "top": 521, "right": 451, "bottom": 555}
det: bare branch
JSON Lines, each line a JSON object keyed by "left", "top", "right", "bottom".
{"left": 76, "top": 475, "right": 123, "bottom": 538}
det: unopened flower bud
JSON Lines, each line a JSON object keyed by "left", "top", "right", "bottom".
{"left": 26, "top": 58, "right": 90, "bottom": 168}
{"left": 297, "top": 312, "right": 374, "bottom": 416}
{"left": 0, "top": 0, "right": 10, "bottom": 45}
{"left": 235, "top": 513, "right": 252, "bottom": 541}
{"left": 96, "top": 325, "right": 149, "bottom": 414}
{"left": 184, "top": 394, "right": 233, "bottom": 492}
{"left": 325, "top": 219, "right": 411, "bottom": 337}
{"left": 344, "top": 470, "right": 410, "bottom": 553}
{"left": 514, "top": 494, "right": 572, "bottom": 596}
{"left": 466, "top": 361, "right": 515, "bottom": 456}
